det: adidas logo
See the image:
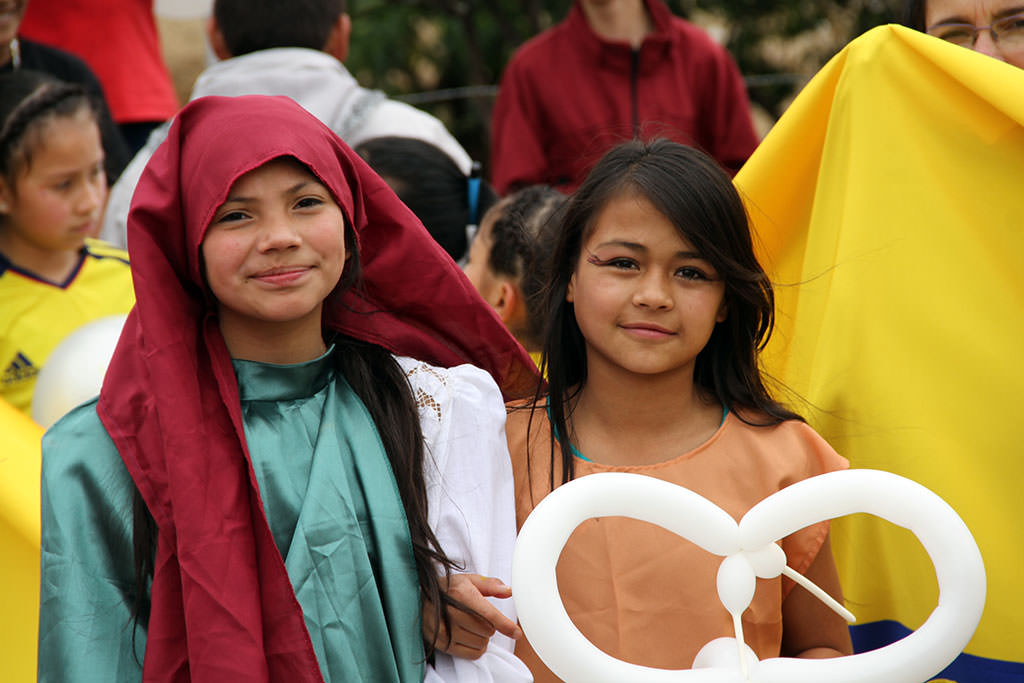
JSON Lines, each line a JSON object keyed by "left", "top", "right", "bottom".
{"left": 2, "top": 351, "right": 38, "bottom": 385}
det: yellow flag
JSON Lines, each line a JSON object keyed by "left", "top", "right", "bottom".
{"left": 736, "top": 25, "right": 1024, "bottom": 680}
{"left": 0, "top": 398, "right": 42, "bottom": 681}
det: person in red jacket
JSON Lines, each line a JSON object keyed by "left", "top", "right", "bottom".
{"left": 490, "top": 0, "right": 758, "bottom": 194}
{"left": 18, "top": 0, "right": 180, "bottom": 154}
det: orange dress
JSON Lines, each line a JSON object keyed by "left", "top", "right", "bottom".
{"left": 506, "top": 405, "right": 848, "bottom": 681}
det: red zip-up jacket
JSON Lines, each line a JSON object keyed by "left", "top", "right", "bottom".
{"left": 491, "top": 0, "right": 758, "bottom": 193}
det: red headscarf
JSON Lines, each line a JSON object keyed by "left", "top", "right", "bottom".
{"left": 97, "top": 95, "right": 537, "bottom": 681}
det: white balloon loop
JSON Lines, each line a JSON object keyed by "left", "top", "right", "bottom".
{"left": 512, "top": 469, "right": 985, "bottom": 683}
{"left": 31, "top": 315, "right": 127, "bottom": 429}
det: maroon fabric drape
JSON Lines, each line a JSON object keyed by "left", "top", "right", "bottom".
{"left": 97, "top": 95, "right": 537, "bottom": 682}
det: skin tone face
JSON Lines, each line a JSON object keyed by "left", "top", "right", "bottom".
{"left": 567, "top": 191, "right": 726, "bottom": 385}
{"left": 0, "top": 109, "right": 106, "bottom": 283}
{"left": 462, "top": 209, "right": 501, "bottom": 303}
{"left": 0, "top": 1, "right": 26, "bottom": 64}
{"left": 201, "top": 157, "right": 348, "bottom": 364}
{"left": 925, "top": 0, "right": 1024, "bottom": 68}
{"left": 580, "top": 0, "right": 652, "bottom": 47}
{"left": 462, "top": 205, "right": 534, "bottom": 348}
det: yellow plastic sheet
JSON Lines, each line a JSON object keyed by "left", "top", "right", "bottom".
{"left": 1, "top": 398, "right": 42, "bottom": 681}
{"left": 736, "top": 25, "right": 1024, "bottom": 678}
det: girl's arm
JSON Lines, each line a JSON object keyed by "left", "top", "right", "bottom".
{"left": 403, "top": 359, "right": 531, "bottom": 682}
{"left": 780, "top": 532, "right": 853, "bottom": 658}
{"left": 38, "top": 400, "right": 144, "bottom": 682}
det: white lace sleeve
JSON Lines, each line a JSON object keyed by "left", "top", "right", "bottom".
{"left": 398, "top": 358, "right": 532, "bottom": 683}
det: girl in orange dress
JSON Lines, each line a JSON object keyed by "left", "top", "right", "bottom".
{"left": 506, "top": 139, "right": 853, "bottom": 680}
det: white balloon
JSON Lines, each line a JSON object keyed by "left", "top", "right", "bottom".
{"left": 693, "top": 638, "right": 759, "bottom": 673}
{"left": 512, "top": 469, "right": 986, "bottom": 683}
{"left": 31, "top": 315, "right": 127, "bottom": 429}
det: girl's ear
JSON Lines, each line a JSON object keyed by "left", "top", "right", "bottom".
{"left": 566, "top": 273, "right": 576, "bottom": 303}
{"left": 206, "top": 17, "right": 232, "bottom": 61}
{"left": 494, "top": 280, "right": 527, "bottom": 327}
{"left": 0, "top": 178, "right": 13, "bottom": 214}
{"left": 324, "top": 13, "right": 352, "bottom": 63}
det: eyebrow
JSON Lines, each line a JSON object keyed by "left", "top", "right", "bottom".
{"left": 931, "top": 6, "right": 1024, "bottom": 24}
{"left": 594, "top": 240, "right": 704, "bottom": 259}
{"left": 222, "top": 180, "right": 316, "bottom": 205}
{"left": 996, "top": 6, "right": 1024, "bottom": 19}
{"left": 41, "top": 157, "right": 106, "bottom": 180}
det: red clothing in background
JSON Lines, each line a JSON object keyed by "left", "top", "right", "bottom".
{"left": 491, "top": 0, "right": 758, "bottom": 194}
{"left": 20, "top": 0, "right": 179, "bottom": 124}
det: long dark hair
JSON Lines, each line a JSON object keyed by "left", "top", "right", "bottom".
{"left": 902, "top": 0, "right": 927, "bottom": 31}
{"left": 132, "top": 201, "right": 472, "bottom": 659}
{"left": 533, "top": 139, "right": 802, "bottom": 488}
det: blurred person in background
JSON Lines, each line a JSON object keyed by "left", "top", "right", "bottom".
{"left": 462, "top": 185, "right": 565, "bottom": 366}
{"left": 0, "top": 0, "right": 129, "bottom": 183}
{"left": 99, "top": 0, "right": 472, "bottom": 249}
{"left": 18, "top": 0, "right": 179, "bottom": 154}
{"left": 490, "top": 0, "right": 758, "bottom": 194}
{"left": 903, "top": 0, "right": 1024, "bottom": 69}
{"left": 357, "top": 136, "right": 497, "bottom": 263}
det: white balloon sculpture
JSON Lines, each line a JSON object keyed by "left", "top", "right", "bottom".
{"left": 512, "top": 469, "right": 986, "bottom": 683}
{"left": 31, "top": 314, "right": 127, "bottom": 429}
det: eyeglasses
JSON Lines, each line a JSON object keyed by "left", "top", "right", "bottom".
{"left": 927, "top": 12, "right": 1024, "bottom": 51}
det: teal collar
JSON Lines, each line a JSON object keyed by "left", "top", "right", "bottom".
{"left": 232, "top": 345, "right": 335, "bottom": 402}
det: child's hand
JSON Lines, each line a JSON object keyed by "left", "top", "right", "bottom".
{"left": 423, "top": 573, "right": 523, "bottom": 660}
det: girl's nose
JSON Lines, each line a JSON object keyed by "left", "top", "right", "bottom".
{"left": 257, "top": 215, "right": 302, "bottom": 251}
{"left": 632, "top": 272, "right": 673, "bottom": 309}
{"left": 77, "top": 177, "right": 105, "bottom": 215}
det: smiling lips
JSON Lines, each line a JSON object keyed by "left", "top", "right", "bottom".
{"left": 250, "top": 266, "right": 312, "bottom": 286}
{"left": 620, "top": 322, "right": 676, "bottom": 338}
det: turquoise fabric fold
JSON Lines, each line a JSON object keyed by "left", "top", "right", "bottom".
{"left": 39, "top": 348, "right": 424, "bottom": 682}
{"left": 236, "top": 351, "right": 423, "bottom": 682}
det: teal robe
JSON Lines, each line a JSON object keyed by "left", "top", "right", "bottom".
{"left": 38, "top": 349, "right": 424, "bottom": 682}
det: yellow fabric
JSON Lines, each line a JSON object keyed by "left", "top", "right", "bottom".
{"left": 0, "top": 239, "right": 134, "bottom": 414}
{"left": 0, "top": 239, "right": 131, "bottom": 678}
{"left": 735, "top": 25, "right": 1024, "bottom": 669}
{"left": 0, "top": 397, "right": 43, "bottom": 682}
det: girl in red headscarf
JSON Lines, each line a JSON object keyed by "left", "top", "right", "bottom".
{"left": 37, "top": 94, "right": 537, "bottom": 683}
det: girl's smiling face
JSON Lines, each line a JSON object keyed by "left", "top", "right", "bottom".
{"left": 201, "top": 157, "right": 348, "bottom": 345}
{"left": 567, "top": 190, "right": 727, "bottom": 383}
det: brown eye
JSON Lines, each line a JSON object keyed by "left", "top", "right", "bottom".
{"left": 295, "top": 196, "right": 324, "bottom": 209}
{"left": 216, "top": 210, "right": 248, "bottom": 223}
{"left": 934, "top": 25, "right": 976, "bottom": 46}
{"left": 677, "top": 266, "right": 709, "bottom": 281}
{"left": 995, "top": 13, "right": 1024, "bottom": 46}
